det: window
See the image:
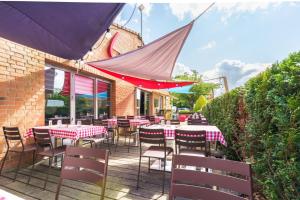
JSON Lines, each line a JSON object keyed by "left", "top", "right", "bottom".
{"left": 75, "top": 75, "right": 94, "bottom": 120}
{"left": 45, "top": 67, "right": 70, "bottom": 124}
{"left": 97, "top": 80, "right": 111, "bottom": 118}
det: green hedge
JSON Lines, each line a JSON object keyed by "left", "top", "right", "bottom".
{"left": 203, "top": 52, "right": 300, "bottom": 199}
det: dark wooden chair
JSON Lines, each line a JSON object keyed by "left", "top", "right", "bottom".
{"left": 149, "top": 116, "right": 156, "bottom": 124}
{"left": 188, "top": 119, "right": 209, "bottom": 125}
{"left": 117, "top": 116, "right": 126, "bottom": 119}
{"left": 92, "top": 119, "right": 102, "bottom": 126}
{"left": 115, "top": 119, "right": 137, "bottom": 153}
{"left": 28, "top": 128, "right": 65, "bottom": 189}
{"left": 140, "top": 116, "right": 147, "bottom": 120}
{"left": 127, "top": 115, "right": 135, "bottom": 119}
{"left": 174, "top": 129, "right": 207, "bottom": 157}
{"left": 0, "top": 127, "right": 36, "bottom": 181}
{"left": 170, "top": 120, "right": 180, "bottom": 125}
{"left": 137, "top": 128, "right": 173, "bottom": 194}
{"left": 169, "top": 155, "right": 253, "bottom": 200}
{"left": 55, "top": 146, "right": 109, "bottom": 200}
{"left": 62, "top": 118, "right": 70, "bottom": 125}
{"left": 78, "top": 119, "right": 92, "bottom": 125}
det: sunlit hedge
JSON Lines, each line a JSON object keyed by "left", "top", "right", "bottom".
{"left": 203, "top": 52, "right": 300, "bottom": 199}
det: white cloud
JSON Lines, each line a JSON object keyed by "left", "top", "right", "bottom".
{"left": 172, "top": 62, "right": 193, "bottom": 77}
{"left": 168, "top": 1, "right": 282, "bottom": 23}
{"left": 201, "top": 40, "right": 216, "bottom": 50}
{"left": 203, "top": 59, "right": 270, "bottom": 90}
{"left": 169, "top": 3, "right": 212, "bottom": 20}
{"left": 114, "top": 15, "right": 127, "bottom": 25}
{"left": 140, "top": 3, "right": 153, "bottom": 17}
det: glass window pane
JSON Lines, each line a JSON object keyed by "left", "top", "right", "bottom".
{"left": 45, "top": 67, "right": 70, "bottom": 124}
{"left": 75, "top": 75, "right": 94, "bottom": 120}
{"left": 97, "top": 80, "right": 110, "bottom": 119}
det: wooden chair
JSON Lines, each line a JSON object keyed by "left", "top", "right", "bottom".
{"left": 188, "top": 119, "right": 209, "bottom": 125}
{"left": 0, "top": 127, "right": 36, "bottom": 181}
{"left": 92, "top": 119, "right": 102, "bottom": 126}
{"left": 169, "top": 155, "right": 253, "bottom": 200}
{"left": 117, "top": 116, "right": 126, "bottom": 119}
{"left": 28, "top": 128, "right": 65, "bottom": 189}
{"left": 149, "top": 116, "right": 156, "bottom": 124}
{"left": 78, "top": 119, "right": 92, "bottom": 125}
{"left": 140, "top": 116, "right": 147, "bottom": 120}
{"left": 127, "top": 115, "right": 135, "bottom": 119}
{"left": 174, "top": 129, "right": 207, "bottom": 157}
{"left": 115, "top": 119, "right": 137, "bottom": 153}
{"left": 55, "top": 147, "right": 109, "bottom": 200}
{"left": 170, "top": 120, "right": 180, "bottom": 125}
{"left": 137, "top": 128, "right": 173, "bottom": 194}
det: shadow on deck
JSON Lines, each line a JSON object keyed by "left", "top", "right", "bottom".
{"left": 0, "top": 142, "right": 170, "bottom": 200}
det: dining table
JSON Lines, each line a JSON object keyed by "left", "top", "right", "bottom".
{"left": 106, "top": 118, "right": 151, "bottom": 128}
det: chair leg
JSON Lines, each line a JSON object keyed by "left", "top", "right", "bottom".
{"left": 115, "top": 133, "right": 119, "bottom": 152}
{"left": 44, "top": 157, "right": 52, "bottom": 190}
{"left": 128, "top": 134, "right": 131, "bottom": 153}
{"left": 55, "top": 178, "right": 63, "bottom": 200}
{"left": 162, "top": 158, "right": 166, "bottom": 194}
{"left": 0, "top": 150, "right": 8, "bottom": 175}
{"left": 27, "top": 151, "right": 36, "bottom": 184}
{"left": 14, "top": 152, "right": 23, "bottom": 181}
{"left": 136, "top": 155, "right": 142, "bottom": 189}
{"left": 148, "top": 157, "right": 150, "bottom": 172}
{"left": 90, "top": 141, "right": 93, "bottom": 148}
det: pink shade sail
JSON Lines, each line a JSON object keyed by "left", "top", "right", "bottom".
{"left": 96, "top": 68, "right": 195, "bottom": 89}
{"left": 88, "top": 22, "right": 194, "bottom": 80}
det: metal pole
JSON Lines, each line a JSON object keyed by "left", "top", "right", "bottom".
{"left": 141, "top": 10, "right": 143, "bottom": 38}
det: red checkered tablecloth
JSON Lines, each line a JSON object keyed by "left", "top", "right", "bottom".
{"left": 146, "top": 125, "right": 227, "bottom": 146}
{"left": 26, "top": 125, "right": 107, "bottom": 140}
{"left": 106, "top": 119, "right": 150, "bottom": 127}
{"left": 155, "top": 116, "right": 164, "bottom": 123}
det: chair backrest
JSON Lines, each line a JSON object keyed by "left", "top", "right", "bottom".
{"left": 92, "top": 119, "right": 102, "bottom": 126}
{"left": 149, "top": 116, "right": 156, "bottom": 123}
{"left": 170, "top": 155, "right": 253, "bottom": 200}
{"left": 57, "top": 146, "right": 109, "bottom": 197}
{"left": 170, "top": 120, "right": 180, "bottom": 125}
{"left": 32, "top": 128, "right": 53, "bottom": 150}
{"left": 127, "top": 115, "right": 134, "bottom": 119}
{"left": 139, "top": 128, "right": 165, "bottom": 146}
{"left": 140, "top": 116, "right": 147, "bottom": 120}
{"left": 188, "top": 119, "right": 208, "bottom": 125}
{"left": 117, "top": 116, "right": 126, "bottom": 119}
{"left": 62, "top": 118, "right": 70, "bottom": 125}
{"left": 2, "top": 127, "right": 24, "bottom": 149}
{"left": 79, "top": 119, "right": 92, "bottom": 125}
{"left": 175, "top": 129, "right": 206, "bottom": 155}
{"left": 117, "top": 119, "right": 130, "bottom": 128}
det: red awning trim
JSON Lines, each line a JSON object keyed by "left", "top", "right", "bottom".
{"left": 90, "top": 67, "right": 195, "bottom": 89}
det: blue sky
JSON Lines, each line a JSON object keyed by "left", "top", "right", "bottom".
{"left": 114, "top": 2, "right": 300, "bottom": 91}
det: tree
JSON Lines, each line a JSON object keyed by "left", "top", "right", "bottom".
{"left": 194, "top": 95, "right": 207, "bottom": 111}
{"left": 172, "top": 70, "right": 219, "bottom": 109}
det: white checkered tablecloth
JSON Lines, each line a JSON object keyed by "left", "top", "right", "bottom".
{"left": 146, "top": 125, "right": 227, "bottom": 146}
{"left": 26, "top": 125, "right": 107, "bottom": 140}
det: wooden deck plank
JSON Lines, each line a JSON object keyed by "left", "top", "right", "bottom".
{"left": 0, "top": 143, "right": 169, "bottom": 200}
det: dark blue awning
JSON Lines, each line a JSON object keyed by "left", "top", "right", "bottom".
{"left": 0, "top": 2, "right": 124, "bottom": 60}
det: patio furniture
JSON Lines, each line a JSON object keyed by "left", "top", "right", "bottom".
{"left": 174, "top": 129, "right": 207, "bottom": 157}
{"left": 78, "top": 119, "right": 92, "bottom": 125}
{"left": 149, "top": 116, "right": 156, "bottom": 124}
{"left": 28, "top": 128, "right": 66, "bottom": 189}
{"left": 92, "top": 119, "right": 102, "bottom": 126}
{"left": 0, "top": 127, "right": 36, "bottom": 181}
{"left": 140, "top": 115, "right": 147, "bottom": 120}
{"left": 188, "top": 118, "right": 208, "bottom": 125}
{"left": 127, "top": 115, "right": 134, "bottom": 119}
{"left": 115, "top": 119, "right": 138, "bottom": 153}
{"left": 170, "top": 119, "right": 180, "bottom": 125}
{"left": 169, "top": 155, "right": 253, "bottom": 200}
{"left": 55, "top": 146, "right": 109, "bottom": 200}
{"left": 117, "top": 116, "right": 126, "bottom": 119}
{"left": 137, "top": 128, "right": 173, "bottom": 194}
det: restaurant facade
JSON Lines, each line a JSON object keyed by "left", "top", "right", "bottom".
{"left": 0, "top": 23, "right": 171, "bottom": 168}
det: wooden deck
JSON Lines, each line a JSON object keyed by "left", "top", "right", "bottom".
{"left": 0, "top": 142, "right": 170, "bottom": 200}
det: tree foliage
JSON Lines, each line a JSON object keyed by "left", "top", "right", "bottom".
{"left": 194, "top": 95, "right": 208, "bottom": 112}
{"left": 173, "top": 70, "right": 218, "bottom": 109}
{"left": 203, "top": 52, "right": 300, "bottom": 199}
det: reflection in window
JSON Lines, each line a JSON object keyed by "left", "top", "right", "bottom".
{"left": 97, "top": 81, "right": 111, "bottom": 119}
{"left": 45, "top": 67, "right": 70, "bottom": 124}
{"left": 75, "top": 75, "right": 94, "bottom": 120}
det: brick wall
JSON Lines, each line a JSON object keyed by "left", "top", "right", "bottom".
{"left": 0, "top": 24, "right": 142, "bottom": 169}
